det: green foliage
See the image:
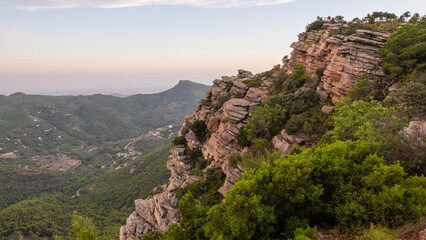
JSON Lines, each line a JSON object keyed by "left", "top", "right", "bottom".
{"left": 178, "top": 192, "right": 208, "bottom": 239}
{"left": 284, "top": 217, "right": 310, "bottom": 239}
{"left": 0, "top": 142, "right": 172, "bottom": 239}
{"left": 356, "top": 225, "right": 397, "bottom": 240}
{"left": 270, "top": 71, "right": 289, "bottom": 94}
{"left": 379, "top": 19, "right": 426, "bottom": 76}
{"left": 227, "top": 153, "right": 241, "bottom": 168}
{"left": 331, "top": 100, "right": 398, "bottom": 142}
{"left": 226, "top": 81, "right": 234, "bottom": 92}
{"left": 346, "top": 73, "right": 377, "bottom": 101}
{"left": 237, "top": 126, "right": 250, "bottom": 147}
{"left": 237, "top": 104, "right": 286, "bottom": 148}
{"left": 292, "top": 226, "right": 318, "bottom": 240}
{"left": 283, "top": 65, "right": 310, "bottom": 92}
{"left": 0, "top": 195, "right": 75, "bottom": 238}
{"left": 285, "top": 115, "right": 303, "bottom": 135}
{"left": 305, "top": 20, "right": 325, "bottom": 32}
{"left": 80, "top": 143, "right": 171, "bottom": 209}
{"left": 315, "top": 67, "right": 325, "bottom": 78}
{"left": 409, "top": 13, "right": 420, "bottom": 23}
{"left": 191, "top": 120, "right": 207, "bottom": 142}
{"left": 72, "top": 211, "right": 97, "bottom": 240}
{"left": 243, "top": 70, "right": 273, "bottom": 88}
{"left": 267, "top": 89, "right": 319, "bottom": 115}
{"left": 203, "top": 141, "right": 425, "bottom": 239}
{"left": 385, "top": 71, "right": 426, "bottom": 118}
{"left": 283, "top": 106, "right": 328, "bottom": 139}
{"left": 173, "top": 136, "right": 187, "bottom": 146}
{"left": 176, "top": 168, "right": 225, "bottom": 207}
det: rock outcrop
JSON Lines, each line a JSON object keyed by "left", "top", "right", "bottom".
{"left": 121, "top": 22, "right": 392, "bottom": 239}
{"left": 120, "top": 147, "right": 199, "bottom": 239}
{"left": 272, "top": 129, "right": 310, "bottom": 156}
{"left": 120, "top": 72, "right": 274, "bottom": 239}
{"left": 287, "top": 24, "right": 389, "bottom": 103}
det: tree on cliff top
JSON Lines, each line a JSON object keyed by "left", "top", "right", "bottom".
{"left": 379, "top": 19, "right": 426, "bottom": 77}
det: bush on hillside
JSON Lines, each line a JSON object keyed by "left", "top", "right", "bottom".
{"left": 305, "top": 20, "right": 325, "bottom": 32}
{"left": 191, "top": 120, "right": 207, "bottom": 142}
{"left": 379, "top": 19, "right": 426, "bottom": 76}
{"left": 237, "top": 104, "right": 286, "bottom": 148}
{"left": 283, "top": 65, "right": 310, "bottom": 92}
{"left": 172, "top": 136, "right": 187, "bottom": 146}
{"left": 331, "top": 100, "right": 398, "bottom": 142}
{"left": 203, "top": 141, "right": 425, "bottom": 239}
{"left": 346, "top": 73, "right": 377, "bottom": 101}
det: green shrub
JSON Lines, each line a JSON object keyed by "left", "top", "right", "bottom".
{"left": 315, "top": 67, "right": 325, "bottom": 78}
{"left": 267, "top": 89, "right": 319, "bottom": 115}
{"left": 72, "top": 211, "right": 97, "bottom": 240}
{"left": 205, "top": 140, "right": 425, "bottom": 239}
{"left": 285, "top": 115, "right": 303, "bottom": 135}
{"left": 385, "top": 71, "right": 426, "bottom": 118}
{"left": 191, "top": 158, "right": 208, "bottom": 177}
{"left": 244, "top": 70, "right": 274, "bottom": 88}
{"left": 191, "top": 120, "right": 207, "bottom": 142}
{"left": 172, "top": 136, "right": 187, "bottom": 146}
{"left": 331, "top": 100, "right": 397, "bottom": 142}
{"left": 242, "top": 104, "right": 287, "bottom": 143}
{"left": 237, "top": 126, "right": 251, "bottom": 147}
{"left": 228, "top": 153, "right": 241, "bottom": 168}
{"left": 176, "top": 168, "right": 225, "bottom": 207}
{"left": 346, "top": 73, "right": 377, "bottom": 101}
{"left": 292, "top": 226, "right": 318, "bottom": 240}
{"left": 270, "top": 71, "right": 289, "bottom": 94}
{"left": 379, "top": 19, "right": 426, "bottom": 76}
{"left": 305, "top": 20, "right": 325, "bottom": 32}
{"left": 283, "top": 65, "right": 310, "bottom": 92}
{"left": 226, "top": 81, "right": 234, "bottom": 92}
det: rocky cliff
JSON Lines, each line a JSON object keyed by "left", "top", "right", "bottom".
{"left": 287, "top": 23, "right": 389, "bottom": 103}
{"left": 120, "top": 23, "right": 391, "bottom": 239}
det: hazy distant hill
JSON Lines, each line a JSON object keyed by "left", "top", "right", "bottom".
{"left": 0, "top": 80, "right": 209, "bottom": 145}
{"left": 0, "top": 80, "right": 209, "bottom": 211}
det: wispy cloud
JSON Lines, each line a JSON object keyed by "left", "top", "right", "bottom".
{"left": 0, "top": 0, "right": 294, "bottom": 10}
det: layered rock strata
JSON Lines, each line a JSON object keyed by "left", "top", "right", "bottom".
{"left": 120, "top": 70, "right": 274, "bottom": 239}
{"left": 287, "top": 24, "right": 390, "bottom": 103}
{"left": 121, "top": 23, "right": 392, "bottom": 239}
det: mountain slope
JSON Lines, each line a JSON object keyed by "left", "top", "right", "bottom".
{"left": 0, "top": 80, "right": 209, "bottom": 211}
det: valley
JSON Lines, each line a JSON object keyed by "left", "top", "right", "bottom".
{"left": 0, "top": 81, "right": 209, "bottom": 239}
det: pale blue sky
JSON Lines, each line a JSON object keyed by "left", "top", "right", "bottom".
{"left": 0, "top": 0, "right": 425, "bottom": 95}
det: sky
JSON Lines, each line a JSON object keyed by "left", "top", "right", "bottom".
{"left": 0, "top": 0, "right": 425, "bottom": 95}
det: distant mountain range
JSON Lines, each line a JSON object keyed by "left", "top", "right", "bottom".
{"left": 0, "top": 80, "right": 209, "bottom": 212}
{"left": 0, "top": 80, "right": 209, "bottom": 146}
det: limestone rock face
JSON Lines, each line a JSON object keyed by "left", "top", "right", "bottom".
{"left": 120, "top": 147, "right": 199, "bottom": 239}
{"left": 120, "top": 70, "right": 273, "bottom": 239}
{"left": 223, "top": 99, "right": 250, "bottom": 123}
{"left": 287, "top": 24, "right": 389, "bottom": 103}
{"left": 121, "top": 24, "right": 391, "bottom": 239}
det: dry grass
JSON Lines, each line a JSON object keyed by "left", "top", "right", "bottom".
{"left": 393, "top": 216, "right": 426, "bottom": 238}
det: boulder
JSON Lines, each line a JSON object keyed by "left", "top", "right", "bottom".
{"left": 223, "top": 99, "right": 250, "bottom": 123}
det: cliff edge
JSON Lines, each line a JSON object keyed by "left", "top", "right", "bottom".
{"left": 120, "top": 22, "right": 392, "bottom": 239}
